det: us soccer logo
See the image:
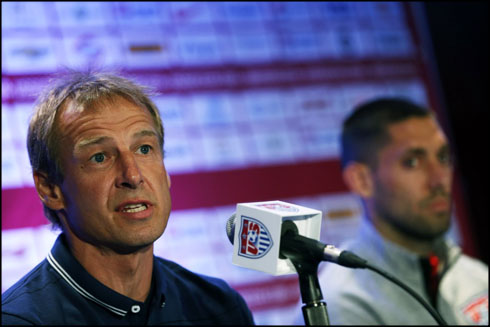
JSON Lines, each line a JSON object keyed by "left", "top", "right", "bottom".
{"left": 238, "top": 216, "right": 273, "bottom": 259}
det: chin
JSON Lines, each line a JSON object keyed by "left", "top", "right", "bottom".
{"left": 134, "top": 229, "right": 164, "bottom": 246}
{"left": 421, "top": 225, "right": 450, "bottom": 241}
{"left": 113, "top": 229, "right": 164, "bottom": 254}
{"left": 111, "top": 238, "right": 156, "bottom": 254}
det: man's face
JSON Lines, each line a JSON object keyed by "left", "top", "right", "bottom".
{"left": 372, "top": 116, "right": 453, "bottom": 241}
{"left": 56, "top": 96, "right": 171, "bottom": 253}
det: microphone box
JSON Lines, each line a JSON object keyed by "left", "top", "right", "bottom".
{"left": 232, "top": 200, "right": 322, "bottom": 275}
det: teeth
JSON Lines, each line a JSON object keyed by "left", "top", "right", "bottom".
{"left": 125, "top": 204, "right": 144, "bottom": 209}
{"left": 122, "top": 204, "right": 147, "bottom": 213}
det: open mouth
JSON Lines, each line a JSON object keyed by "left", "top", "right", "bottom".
{"left": 116, "top": 201, "right": 154, "bottom": 220}
{"left": 121, "top": 203, "right": 148, "bottom": 213}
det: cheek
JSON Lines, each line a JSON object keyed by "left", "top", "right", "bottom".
{"left": 62, "top": 171, "right": 111, "bottom": 212}
{"left": 150, "top": 165, "right": 171, "bottom": 203}
{"left": 381, "top": 166, "right": 423, "bottom": 192}
{"left": 377, "top": 171, "right": 416, "bottom": 204}
{"left": 388, "top": 177, "right": 426, "bottom": 212}
{"left": 148, "top": 160, "right": 168, "bottom": 185}
{"left": 154, "top": 170, "right": 171, "bottom": 198}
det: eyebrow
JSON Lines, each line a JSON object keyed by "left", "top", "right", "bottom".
{"left": 133, "top": 129, "right": 158, "bottom": 140}
{"left": 75, "top": 136, "right": 111, "bottom": 151}
{"left": 438, "top": 144, "right": 450, "bottom": 153}
{"left": 75, "top": 130, "right": 158, "bottom": 152}
{"left": 403, "top": 143, "right": 450, "bottom": 157}
{"left": 403, "top": 148, "right": 427, "bottom": 157}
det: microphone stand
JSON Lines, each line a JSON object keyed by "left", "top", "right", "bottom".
{"left": 290, "top": 256, "right": 330, "bottom": 325}
{"left": 280, "top": 221, "right": 330, "bottom": 325}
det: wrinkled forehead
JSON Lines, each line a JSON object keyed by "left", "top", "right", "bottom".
{"left": 55, "top": 94, "right": 159, "bottom": 149}
{"left": 57, "top": 94, "right": 152, "bottom": 128}
{"left": 60, "top": 93, "right": 143, "bottom": 115}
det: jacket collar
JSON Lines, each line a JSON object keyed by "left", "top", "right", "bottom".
{"left": 357, "top": 219, "right": 461, "bottom": 278}
{"left": 47, "top": 234, "right": 167, "bottom": 316}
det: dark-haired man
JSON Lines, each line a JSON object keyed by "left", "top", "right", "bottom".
{"left": 302, "top": 98, "right": 488, "bottom": 325}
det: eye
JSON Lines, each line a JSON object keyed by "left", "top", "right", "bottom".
{"left": 137, "top": 144, "right": 152, "bottom": 155}
{"left": 438, "top": 150, "right": 452, "bottom": 165}
{"left": 90, "top": 153, "right": 106, "bottom": 163}
{"left": 402, "top": 157, "right": 419, "bottom": 168}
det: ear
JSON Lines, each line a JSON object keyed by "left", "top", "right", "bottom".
{"left": 33, "top": 171, "right": 65, "bottom": 211}
{"left": 342, "top": 162, "right": 374, "bottom": 198}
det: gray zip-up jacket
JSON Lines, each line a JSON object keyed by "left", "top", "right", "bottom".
{"left": 297, "top": 219, "right": 488, "bottom": 325}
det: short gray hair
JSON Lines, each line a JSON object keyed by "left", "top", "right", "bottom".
{"left": 27, "top": 70, "right": 164, "bottom": 229}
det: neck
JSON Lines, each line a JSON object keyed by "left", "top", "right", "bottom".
{"left": 64, "top": 232, "right": 154, "bottom": 302}
{"left": 360, "top": 201, "right": 436, "bottom": 257}
{"left": 370, "top": 215, "right": 435, "bottom": 256}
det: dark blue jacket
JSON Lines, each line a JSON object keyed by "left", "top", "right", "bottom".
{"left": 2, "top": 234, "right": 254, "bottom": 325}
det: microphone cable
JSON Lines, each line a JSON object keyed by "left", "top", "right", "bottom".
{"left": 281, "top": 221, "right": 448, "bottom": 326}
{"left": 365, "top": 260, "right": 446, "bottom": 325}
{"left": 330, "top": 249, "right": 447, "bottom": 325}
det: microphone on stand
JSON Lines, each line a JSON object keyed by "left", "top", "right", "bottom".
{"left": 226, "top": 214, "right": 367, "bottom": 269}
{"left": 225, "top": 200, "right": 447, "bottom": 326}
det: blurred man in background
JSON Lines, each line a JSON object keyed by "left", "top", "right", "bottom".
{"left": 298, "top": 97, "right": 488, "bottom": 325}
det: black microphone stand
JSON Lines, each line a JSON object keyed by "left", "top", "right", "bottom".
{"left": 280, "top": 221, "right": 330, "bottom": 325}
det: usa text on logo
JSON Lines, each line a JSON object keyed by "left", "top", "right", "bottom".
{"left": 238, "top": 216, "right": 273, "bottom": 259}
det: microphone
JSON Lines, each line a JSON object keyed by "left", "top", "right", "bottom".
{"left": 225, "top": 200, "right": 367, "bottom": 325}
{"left": 226, "top": 207, "right": 368, "bottom": 271}
{"left": 226, "top": 200, "right": 323, "bottom": 275}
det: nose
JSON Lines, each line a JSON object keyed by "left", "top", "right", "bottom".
{"left": 427, "top": 160, "right": 452, "bottom": 191}
{"left": 115, "top": 152, "right": 144, "bottom": 189}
